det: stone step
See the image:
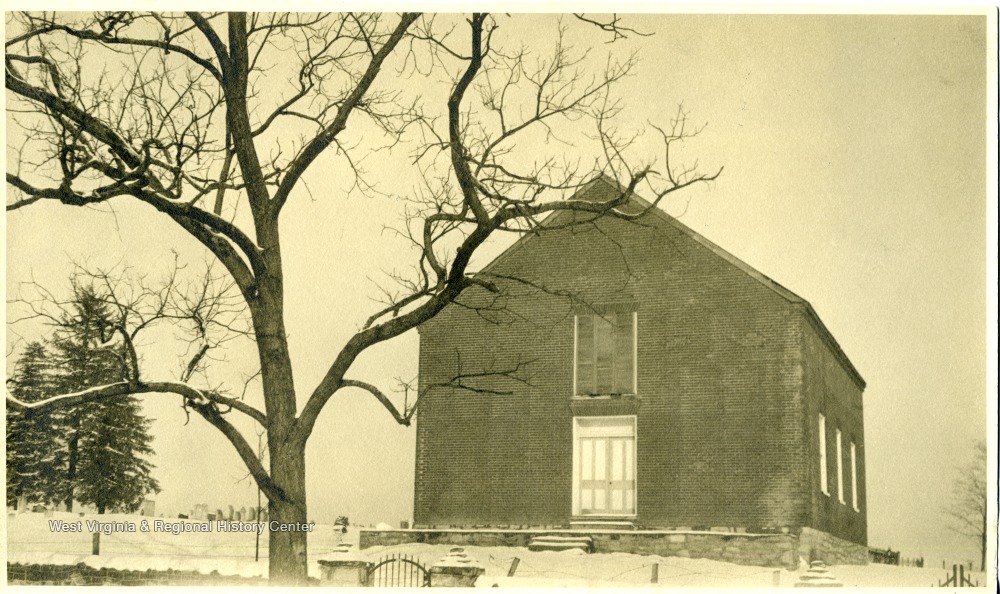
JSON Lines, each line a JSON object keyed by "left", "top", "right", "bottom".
{"left": 527, "top": 535, "right": 594, "bottom": 553}
{"left": 794, "top": 561, "right": 844, "bottom": 588}
{"left": 569, "top": 519, "right": 636, "bottom": 531}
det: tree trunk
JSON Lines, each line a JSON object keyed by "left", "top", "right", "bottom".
{"left": 267, "top": 444, "right": 308, "bottom": 585}
{"left": 244, "top": 218, "right": 312, "bottom": 584}
{"left": 64, "top": 421, "right": 78, "bottom": 512}
{"left": 980, "top": 510, "right": 986, "bottom": 572}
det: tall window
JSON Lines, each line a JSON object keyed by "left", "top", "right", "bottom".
{"left": 836, "top": 429, "right": 845, "bottom": 504}
{"left": 850, "top": 442, "right": 859, "bottom": 511}
{"left": 818, "top": 414, "right": 829, "bottom": 495}
{"left": 575, "top": 313, "right": 635, "bottom": 396}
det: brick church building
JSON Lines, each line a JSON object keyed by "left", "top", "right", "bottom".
{"left": 410, "top": 174, "right": 868, "bottom": 564}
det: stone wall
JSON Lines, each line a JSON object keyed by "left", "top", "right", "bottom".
{"left": 362, "top": 527, "right": 870, "bottom": 570}
{"left": 361, "top": 529, "right": 534, "bottom": 549}
{"left": 590, "top": 532, "right": 798, "bottom": 569}
{"left": 7, "top": 563, "right": 272, "bottom": 586}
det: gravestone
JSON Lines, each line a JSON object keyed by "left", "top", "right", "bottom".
{"left": 227, "top": 505, "right": 234, "bottom": 521}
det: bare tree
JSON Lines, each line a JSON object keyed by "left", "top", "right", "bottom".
{"left": 945, "top": 439, "right": 988, "bottom": 572}
{"left": 5, "top": 12, "right": 719, "bottom": 583}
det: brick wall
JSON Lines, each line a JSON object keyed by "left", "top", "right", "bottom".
{"left": 800, "top": 310, "right": 868, "bottom": 545}
{"left": 414, "top": 178, "right": 864, "bottom": 538}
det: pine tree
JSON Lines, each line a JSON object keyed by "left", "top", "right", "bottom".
{"left": 75, "top": 396, "right": 160, "bottom": 513}
{"left": 6, "top": 342, "right": 66, "bottom": 508}
{"left": 7, "top": 286, "right": 161, "bottom": 513}
{"left": 48, "top": 286, "right": 161, "bottom": 513}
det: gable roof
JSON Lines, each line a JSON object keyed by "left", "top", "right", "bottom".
{"left": 474, "top": 173, "right": 866, "bottom": 391}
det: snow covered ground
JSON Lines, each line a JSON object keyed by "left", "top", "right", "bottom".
{"left": 6, "top": 511, "right": 989, "bottom": 587}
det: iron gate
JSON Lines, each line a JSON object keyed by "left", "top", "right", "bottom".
{"left": 366, "top": 554, "right": 429, "bottom": 587}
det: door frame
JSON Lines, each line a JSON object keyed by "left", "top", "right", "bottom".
{"left": 571, "top": 415, "right": 638, "bottom": 518}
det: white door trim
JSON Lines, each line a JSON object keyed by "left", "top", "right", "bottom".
{"left": 571, "top": 415, "right": 637, "bottom": 517}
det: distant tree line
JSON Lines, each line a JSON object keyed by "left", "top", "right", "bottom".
{"left": 945, "top": 439, "right": 987, "bottom": 572}
{"left": 6, "top": 287, "right": 160, "bottom": 514}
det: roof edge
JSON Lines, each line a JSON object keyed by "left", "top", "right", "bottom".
{"left": 801, "top": 303, "right": 868, "bottom": 391}
{"left": 592, "top": 175, "right": 866, "bottom": 391}
{"left": 475, "top": 177, "right": 607, "bottom": 277}
{"left": 449, "top": 173, "right": 867, "bottom": 391}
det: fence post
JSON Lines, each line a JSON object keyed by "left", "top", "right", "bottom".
{"left": 507, "top": 557, "right": 520, "bottom": 577}
{"left": 92, "top": 532, "right": 100, "bottom": 556}
{"left": 772, "top": 570, "right": 781, "bottom": 587}
{"left": 651, "top": 563, "right": 659, "bottom": 584}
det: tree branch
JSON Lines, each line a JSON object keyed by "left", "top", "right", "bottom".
{"left": 340, "top": 379, "right": 417, "bottom": 426}
{"left": 6, "top": 69, "right": 142, "bottom": 168}
{"left": 6, "top": 172, "right": 265, "bottom": 283}
{"left": 6, "top": 379, "right": 266, "bottom": 426}
{"left": 270, "top": 12, "right": 420, "bottom": 216}
{"left": 185, "top": 12, "right": 231, "bottom": 78}
{"left": 187, "top": 394, "right": 286, "bottom": 503}
{"left": 27, "top": 20, "right": 223, "bottom": 80}
{"left": 446, "top": 13, "right": 490, "bottom": 224}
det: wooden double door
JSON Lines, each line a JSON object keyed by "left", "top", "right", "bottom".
{"left": 575, "top": 417, "right": 636, "bottom": 516}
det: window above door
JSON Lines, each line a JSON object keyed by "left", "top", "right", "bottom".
{"left": 574, "top": 308, "right": 637, "bottom": 397}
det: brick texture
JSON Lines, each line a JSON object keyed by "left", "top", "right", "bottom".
{"left": 413, "top": 177, "right": 866, "bottom": 547}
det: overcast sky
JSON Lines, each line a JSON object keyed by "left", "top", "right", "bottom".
{"left": 5, "top": 10, "right": 993, "bottom": 567}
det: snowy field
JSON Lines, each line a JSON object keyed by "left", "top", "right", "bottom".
{"left": 6, "top": 512, "right": 989, "bottom": 587}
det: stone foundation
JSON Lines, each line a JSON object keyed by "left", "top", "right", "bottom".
{"left": 361, "top": 527, "right": 867, "bottom": 570}
{"left": 798, "top": 527, "right": 869, "bottom": 565}
{"left": 591, "top": 531, "right": 798, "bottom": 568}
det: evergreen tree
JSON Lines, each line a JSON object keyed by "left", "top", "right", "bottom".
{"left": 7, "top": 286, "right": 161, "bottom": 513}
{"left": 6, "top": 342, "right": 65, "bottom": 508}
{"left": 75, "top": 396, "right": 160, "bottom": 513}
{"left": 49, "top": 286, "right": 161, "bottom": 513}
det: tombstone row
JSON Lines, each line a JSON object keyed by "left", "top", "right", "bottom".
{"left": 187, "top": 503, "right": 268, "bottom": 523}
